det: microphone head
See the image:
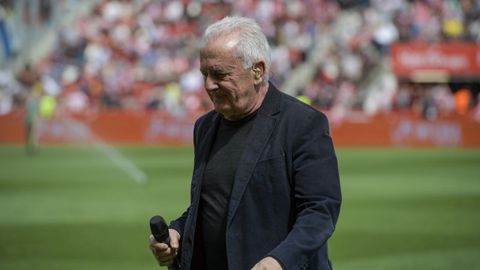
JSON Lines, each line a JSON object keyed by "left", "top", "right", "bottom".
{"left": 150, "top": 215, "right": 170, "bottom": 243}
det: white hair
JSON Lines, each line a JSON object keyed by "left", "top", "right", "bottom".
{"left": 202, "top": 16, "right": 271, "bottom": 84}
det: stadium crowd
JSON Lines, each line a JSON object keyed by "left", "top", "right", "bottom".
{"left": 1, "top": 0, "right": 480, "bottom": 121}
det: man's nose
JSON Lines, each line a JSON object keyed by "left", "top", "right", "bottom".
{"left": 204, "top": 75, "right": 218, "bottom": 91}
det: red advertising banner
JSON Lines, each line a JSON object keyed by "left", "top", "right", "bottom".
{"left": 1, "top": 110, "right": 480, "bottom": 147}
{"left": 391, "top": 42, "right": 480, "bottom": 79}
{"left": 0, "top": 111, "right": 196, "bottom": 145}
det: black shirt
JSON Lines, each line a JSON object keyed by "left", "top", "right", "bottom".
{"left": 200, "top": 112, "right": 257, "bottom": 269}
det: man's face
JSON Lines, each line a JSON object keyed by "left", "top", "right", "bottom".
{"left": 200, "top": 36, "right": 263, "bottom": 120}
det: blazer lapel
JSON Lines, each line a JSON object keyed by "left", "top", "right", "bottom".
{"left": 192, "top": 113, "right": 221, "bottom": 204}
{"left": 226, "top": 83, "right": 282, "bottom": 227}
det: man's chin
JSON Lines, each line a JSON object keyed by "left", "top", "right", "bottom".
{"left": 213, "top": 104, "right": 231, "bottom": 114}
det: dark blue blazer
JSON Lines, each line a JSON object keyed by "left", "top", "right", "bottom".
{"left": 170, "top": 83, "right": 341, "bottom": 270}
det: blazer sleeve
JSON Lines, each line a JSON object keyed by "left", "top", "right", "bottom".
{"left": 169, "top": 210, "right": 189, "bottom": 236}
{"left": 268, "top": 111, "right": 341, "bottom": 269}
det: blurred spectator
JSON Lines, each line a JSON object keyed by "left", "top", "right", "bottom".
{"left": 474, "top": 93, "right": 480, "bottom": 121}
{"left": 17, "top": 63, "right": 39, "bottom": 89}
{"left": 454, "top": 88, "right": 472, "bottom": 115}
{"left": 0, "top": 5, "right": 13, "bottom": 59}
{"left": 0, "top": 68, "right": 21, "bottom": 115}
{"left": 25, "top": 88, "right": 40, "bottom": 154}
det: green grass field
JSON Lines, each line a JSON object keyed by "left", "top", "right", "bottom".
{"left": 0, "top": 145, "right": 479, "bottom": 270}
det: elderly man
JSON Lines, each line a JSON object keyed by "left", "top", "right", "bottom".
{"left": 150, "top": 16, "right": 341, "bottom": 270}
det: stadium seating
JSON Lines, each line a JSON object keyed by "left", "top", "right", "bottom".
{"left": 1, "top": 0, "right": 479, "bottom": 122}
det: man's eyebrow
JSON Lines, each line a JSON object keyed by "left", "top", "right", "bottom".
{"left": 213, "top": 68, "right": 229, "bottom": 74}
{"left": 205, "top": 66, "right": 231, "bottom": 74}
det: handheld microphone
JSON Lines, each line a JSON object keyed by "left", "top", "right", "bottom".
{"left": 150, "top": 215, "right": 180, "bottom": 270}
{"left": 150, "top": 215, "right": 170, "bottom": 243}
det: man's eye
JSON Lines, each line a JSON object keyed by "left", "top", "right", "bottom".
{"left": 213, "top": 72, "right": 227, "bottom": 79}
{"left": 200, "top": 69, "right": 228, "bottom": 80}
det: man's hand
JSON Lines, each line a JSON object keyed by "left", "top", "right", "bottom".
{"left": 251, "top": 256, "right": 283, "bottom": 270}
{"left": 149, "top": 229, "right": 181, "bottom": 267}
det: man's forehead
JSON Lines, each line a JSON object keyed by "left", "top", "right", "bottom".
{"left": 202, "top": 32, "right": 239, "bottom": 51}
{"left": 199, "top": 33, "right": 242, "bottom": 69}
{"left": 199, "top": 60, "right": 238, "bottom": 72}
{"left": 200, "top": 43, "right": 237, "bottom": 62}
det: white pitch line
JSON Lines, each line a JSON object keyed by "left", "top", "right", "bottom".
{"left": 61, "top": 117, "right": 148, "bottom": 184}
{"left": 93, "top": 139, "right": 148, "bottom": 184}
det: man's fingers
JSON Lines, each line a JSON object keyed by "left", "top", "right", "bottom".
{"left": 149, "top": 234, "right": 155, "bottom": 243}
{"left": 169, "top": 229, "right": 180, "bottom": 249}
{"left": 150, "top": 242, "right": 169, "bottom": 251}
{"left": 151, "top": 246, "right": 175, "bottom": 267}
{"left": 149, "top": 235, "right": 168, "bottom": 249}
{"left": 149, "top": 231, "right": 180, "bottom": 266}
{"left": 157, "top": 255, "right": 173, "bottom": 266}
{"left": 250, "top": 257, "right": 282, "bottom": 270}
{"left": 156, "top": 253, "right": 175, "bottom": 262}
{"left": 156, "top": 249, "right": 175, "bottom": 266}
{"left": 153, "top": 247, "right": 174, "bottom": 256}
{"left": 158, "top": 260, "right": 173, "bottom": 267}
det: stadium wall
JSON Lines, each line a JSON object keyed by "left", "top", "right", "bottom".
{"left": 1, "top": 110, "right": 479, "bottom": 147}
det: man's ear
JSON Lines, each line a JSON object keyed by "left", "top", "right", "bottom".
{"left": 252, "top": 61, "right": 265, "bottom": 84}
